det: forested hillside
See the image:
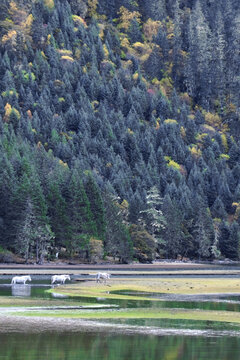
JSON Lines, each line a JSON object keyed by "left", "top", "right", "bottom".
{"left": 0, "top": 0, "right": 240, "bottom": 263}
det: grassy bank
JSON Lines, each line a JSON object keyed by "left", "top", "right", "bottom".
{"left": 0, "top": 296, "right": 88, "bottom": 308}
{"left": 48, "top": 277, "right": 240, "bottom": 300}
{"left": 14, "top": 307, "right": 240, "bottom": 324}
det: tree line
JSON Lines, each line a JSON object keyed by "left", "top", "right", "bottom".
{"left": 0, "top": 0, "right": 239, "bottom": 263}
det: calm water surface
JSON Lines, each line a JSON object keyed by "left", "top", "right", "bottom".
{"left": 1, "top": 331, "right": 240, "bottom": 360}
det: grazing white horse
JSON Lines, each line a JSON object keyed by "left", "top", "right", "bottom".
{"left": 11, "top": 275, "right": 31, "bottom": 285}
{"left": 96, "top": 272, "right": 110, "bottom": 283}
{"left": 51, "top": 274, "right": 71, "bottom": 285}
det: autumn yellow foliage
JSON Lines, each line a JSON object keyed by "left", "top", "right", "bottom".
{"left": 220, "top": 154, "right": 230, "bottom": 160}
{"left": 3, "top": 103, "right": 20, "bottom": 123}
{"left": 61, "top": 56, "right": 74, "bottom": 63}
{"left": 0, "top": 1, "right": 35, "bottom": 48}
{"left": 44, "top": 0, "right": 55, "bottom": 9}
{"left": 117, "top": 6, "right": 141, "bottom": 31}
{"left": 132, "top": 42, "right": 147, "bottom": 54}
{"left": 205, "top": 112, "right": 221, "bottom": 127}
{"left": 25, "top": 14, "right": 33, "bottom": 28}
{"left": 132, "top": 42, "right": 145, "bottom": 49}
{"left": 196, "top": 133, "right": 208, "bottom": 143}
{"left": 189, "top": 146, "right": 202, "bottom": 159}
{"left": 103, "top": 44, "right": 109, "bottom": 58}
{"left": 164, "top": 119, "right": 178, "bottom": 125}
{"left": 180, "top": 92, "right": 192, "bottom": 106}
{"left": 132, "top": 72, "right": 139, "bottom": 80}
{"left": 4, "top": 103, "right": 12, "bottom": 122}
{"left": 9, "top": 1, "right": 27, "bottom": 25}
{"left": 143, "top": 19, "right": 161, "bottom": 41}
{"left": 58, "top": 49, "right": 73, "bottom": 55}
{"left": 87, "top": 0, "right": 98, "bottom": 18}
{"left": 2, "top": 30, "right": 17, "bottom": 44}
{"left": 204, "top": 111, "right": 228, "bottom": 132}
{"left": 201, "top": 124, "right": 216, "bottom": 134}
{"left": 221, "top": 134, "right": 228, "bottom": 153}
{"left": 120, "top": 36, "right": 130, "bottom": 50}
{"left": 167, "top": 160, "right": 181, "bottom": 171}
{"left": 159, "top": 77, "right": 173, "bottom": 97}
{"left": 59, "top": 160, "right": 68, "bottom": 167}
{"left": 72, "top": 15, "right": 87, "bottom": 27}
{"left": 1, "top": 89, "right": 18, "bottom": 98}
{"left": 127, "top": 128, "right": 134, "bottom": 135}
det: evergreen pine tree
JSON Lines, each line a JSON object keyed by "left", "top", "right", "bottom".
{"left": 85, "top": 174, "right": 106, "bottom": 240}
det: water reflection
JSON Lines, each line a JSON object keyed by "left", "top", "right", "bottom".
{"left": 11, "top": 284, "right": 31, "bottom": 297}
{"left": 2, "top": 283, "right": 240, "bottom": 313}
{"left": 1, "top": 331, "right": 240, "bottom": 360}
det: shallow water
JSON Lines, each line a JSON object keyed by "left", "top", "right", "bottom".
{"left": 2, "top": 276, "right": 240, "bottom": 311}
{"left": 2, "top": 282, "right": 240, "bottom": 313}
{"left": 1, "top": 273, "right": 240, "bottom": 359}
{"left": 1, "top": 330, "right": 240, "bottom": 360}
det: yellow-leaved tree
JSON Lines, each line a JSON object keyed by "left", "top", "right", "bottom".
{"left": 117, "top": 6, "right": 141, "bottom": 31}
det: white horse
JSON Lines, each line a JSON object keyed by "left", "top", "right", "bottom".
{"left": 96, "top": 272, "right": 110, "bottom": 283}
{"left": 51, "top": 274, "right": 71, "bottom": 285}
{"left": 11, "top": 275, "right": 31, "bottom": 285}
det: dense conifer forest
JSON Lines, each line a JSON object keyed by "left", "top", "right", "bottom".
{"left": 0, "top": 0, "right": 239, "bottom": 263}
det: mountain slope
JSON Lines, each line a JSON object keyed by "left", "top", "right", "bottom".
{"left": 0, "top": 0, "right": 239, "bottom": 263}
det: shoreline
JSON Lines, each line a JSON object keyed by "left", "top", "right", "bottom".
{"left": 0, "top": 260, "right": 235, "bottom": 269}
{"left": 0, "top": 260, "right": 239, "bottom": 276}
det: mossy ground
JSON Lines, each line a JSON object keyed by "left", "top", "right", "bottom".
{"left": 48, "top": 277, "right": 240, "bottom": 299}
{"left": 15, "top": 307, "right": 240, "bottom": 324}
{"left": 0, "top": 296, "right": 88, "bottom": 308}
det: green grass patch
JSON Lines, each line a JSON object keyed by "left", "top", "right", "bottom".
{"left": 11, "top": 307, "right": 240, "bottom": 324}
{"left": 49, "top": 277, "right": 240, "bottom": 300}
{"left": 0, "top": 296, "right": 89, "bottom": 308}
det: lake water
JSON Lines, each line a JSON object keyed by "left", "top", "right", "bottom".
{"left": 1, "top": 274, "right": 240, "bottom": 359}
{"left": 1, "top": 329, "right": 240, "bottom": 360}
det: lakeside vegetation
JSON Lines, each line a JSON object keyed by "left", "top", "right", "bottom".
{"left": 48, "top": 277, "right": 240, "bottom": 298}
{"left": 2, "top": 275, "right": 240, "bottom": 326}
{"left": 15, "top": 308, "right": 240, "bottom": 324}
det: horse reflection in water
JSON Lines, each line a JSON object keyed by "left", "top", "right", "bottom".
{"left": 12, "top": 284, "right": 31, "bottom": 297}
{"left": 51, "top": 274, "right": 71, "bottom": 285}
{"left": 96, "top": 272, "right": 111, "bottom": 283}
{"left": 11, "top": 275, "right": 32, "bottom": 297}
